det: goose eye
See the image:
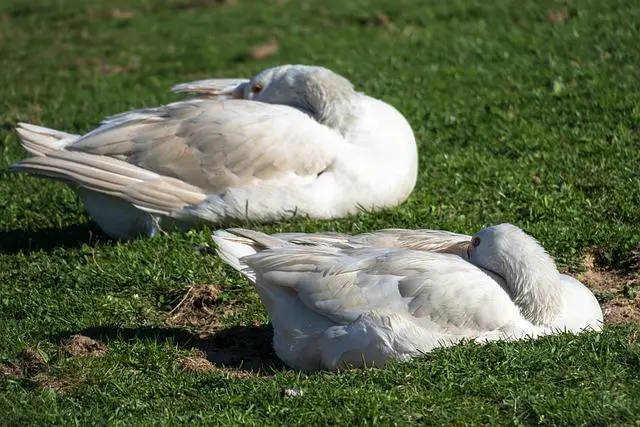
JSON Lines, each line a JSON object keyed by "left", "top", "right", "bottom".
{"left": 471, "top": 237, "right": 481, "bottom": 248}
{"left": 250, "top": 83, "right": 263, "bottom": 94}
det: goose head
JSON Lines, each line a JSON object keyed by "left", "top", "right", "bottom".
{"left": 467, "top": 223, "right": 564, "bottom": 327}
{"left": 243, "top": 65, "right": 359, "bottom": 135}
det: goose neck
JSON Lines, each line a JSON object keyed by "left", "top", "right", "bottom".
{"left": 504, "top": 260, "right": 563, "bottom": 326}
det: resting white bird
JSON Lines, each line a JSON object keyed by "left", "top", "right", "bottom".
{"left": 213, "top": 223, "right": 603, "bottom": 371}
{"left": 9, "top": 65, "right": 417, "bottom": 239}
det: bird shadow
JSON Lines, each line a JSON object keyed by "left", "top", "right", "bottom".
{"left": 51, "top": 323, "right": 283, "bottom": 375}
{"left": 0, "top": 223, "right": 113, "bottom": 254}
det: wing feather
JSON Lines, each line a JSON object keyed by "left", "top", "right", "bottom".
{"left": 66, "top": 100, "right": 344, "bottom": 194}
{"left": 243, "top": 244, "right": 524, "bottom": 335}
{"left": 274, "top": 228, "right": 471, "bottom": 256}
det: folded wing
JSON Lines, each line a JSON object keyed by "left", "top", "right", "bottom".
{"left": 274, "top": 228, "right": 471, "bottom": 256}
{"left": 62, "top": 99, "right": 346, "bottom": 194}
{"left": 242, "top": 241, "right": 526, "bottom": 335}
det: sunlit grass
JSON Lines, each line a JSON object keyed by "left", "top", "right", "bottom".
{"left": 1, "top": 0, "right": 639, "bottom": 424}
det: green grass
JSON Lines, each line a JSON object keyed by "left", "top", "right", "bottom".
{"left": 1, "top": 0, "right": 640, "bottom": 424}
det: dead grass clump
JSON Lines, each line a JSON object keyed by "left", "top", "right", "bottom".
{"left": 179, "top": 349, "right": 215, "bottom": 374}
{"left": 62, "top": 335, "right": 107, "bottom": 357}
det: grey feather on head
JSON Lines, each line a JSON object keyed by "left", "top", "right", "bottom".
{"left": 247, "top": 65, "right": 359, "bottom": 135}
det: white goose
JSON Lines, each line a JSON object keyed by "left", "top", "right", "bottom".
{"left": 213, "top": 223, "right": 603, "bottom": 371}
{"left": 10, "top": 65, "right": 417, "bottom": 239}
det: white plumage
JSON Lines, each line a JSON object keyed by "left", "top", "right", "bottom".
{"left": 213, "top": 224, "right": 603, "bottom": 371}
{"left": 10, "top": 65, "right": 417, "bottom": 239}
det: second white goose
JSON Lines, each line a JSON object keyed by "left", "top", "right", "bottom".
{"left": 213, "top": 223, "right": 603, "bottom": 371}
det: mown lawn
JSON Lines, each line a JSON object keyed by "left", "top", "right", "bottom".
{"left": 1, "top": 0, "right": 640, "bottom": 424}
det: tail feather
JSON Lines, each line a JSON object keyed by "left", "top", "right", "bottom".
{"left": 212, "top": 230, "right": 262, "bottom": 282}
{"left": 16, "top": 122, "right": 79, "bottom": 156}
{"left": 10, "top": 150, "right": 207, "bottom": 215}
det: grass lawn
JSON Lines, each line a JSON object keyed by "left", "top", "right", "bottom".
{"left": 1, "top": 0, "right": 640, "bottom": 424}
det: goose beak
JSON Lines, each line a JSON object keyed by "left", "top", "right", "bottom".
{"left": 443, "top": 241, "right": 472, "bottom": 260}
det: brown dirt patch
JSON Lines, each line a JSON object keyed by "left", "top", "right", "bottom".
{"left": 62, "top": 335, "right": 107, "bottom": 357}
{"left": 0, "top": 347, "right": 46, "bottom": 379}
{"left": 31, "top": 373, "right": 69, "bottom": 391}
{"left": 575, "top": 251, "right": 640, "bottom": 325}
{"left": 165, "top": 284, "right": 225, "bottom": 331}
{"left": 1, "top": 363, "right": 21, "bottom": 378}
{"left": 2, "top": 347, "right": 75, "bottom": 391}
{"left": 546, "top": 9, "right": 569, "bottom": 24}
{"left": 18, "top": 347, "right": 47, "bottom": 376}
{"left": 1, "top": 347, "right": 67, "bottom": 391}
{"left": 603, "top": 298, "right": 640, "bottom": 325}
{"left": 164, "top": 285, "right": 281, "bottom": 376}
{"left": 2, "top": 367, "right": 69, "bottom": 391}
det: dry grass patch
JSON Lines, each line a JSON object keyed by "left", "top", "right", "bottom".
{"left": 179, "top": 350, "right": 215, "bottom": 373}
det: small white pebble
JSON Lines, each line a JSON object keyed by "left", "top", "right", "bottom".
{"left": 281, "top": 388, "right": 304, "bottom": 397}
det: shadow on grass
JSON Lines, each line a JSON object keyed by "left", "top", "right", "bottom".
{"left": 53, "top": 323, "right": 283, "bottom": 375}
{"left": 0, "top": 223, "right": 112, "bottom": 254}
